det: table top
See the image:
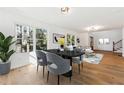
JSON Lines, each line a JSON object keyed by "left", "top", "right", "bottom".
{"left": 47, "top": 49, "right": 84, "bottom": 58}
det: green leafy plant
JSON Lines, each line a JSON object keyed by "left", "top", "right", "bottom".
{"left": 72, "top": 35, "right": 75, "bottom": 45}
{"left": 67, "top": 34, "right": 71, "bottom": 45}
{"left": 0, "top": 32, "right": 15, "bottom": 63}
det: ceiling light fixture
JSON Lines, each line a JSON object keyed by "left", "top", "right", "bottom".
{"left": 61, "top": 7, "right": 70, "bottom": 15}
{"left": 85, "top": 25, "right": 103, "bottom": 31}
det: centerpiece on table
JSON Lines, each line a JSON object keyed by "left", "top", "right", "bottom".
{"left": 58, "top": 37, "right": 65, "bottom": 51}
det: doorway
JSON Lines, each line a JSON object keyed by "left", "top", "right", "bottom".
{"left": 90, "top": 36, "right": 94, "bottom": 50}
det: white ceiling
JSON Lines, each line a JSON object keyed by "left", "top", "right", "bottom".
{"left": 1, "top": 7, "right": 124, "bottom": 32}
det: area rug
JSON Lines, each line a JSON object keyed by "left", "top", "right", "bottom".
{"left": 83, "top": 53, "right": 104, "bottom": 64}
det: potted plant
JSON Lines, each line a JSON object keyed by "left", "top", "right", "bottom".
{"left": 0, "top": 32, "right": 15, "bottom": 75}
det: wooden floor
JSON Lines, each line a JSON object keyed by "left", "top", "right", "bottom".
{"left": 0, "top": 51, "right": 124, "bottom": 85}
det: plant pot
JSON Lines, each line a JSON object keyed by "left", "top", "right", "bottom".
{"left": 0, "top": 61, "right": 11, "bottom": 75}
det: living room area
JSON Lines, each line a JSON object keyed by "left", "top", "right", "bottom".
{"left": 0, "top": 7, "right": 124, "bottom": 85}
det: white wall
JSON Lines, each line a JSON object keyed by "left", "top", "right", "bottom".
{"left": 78, "top": 32, "right": 89, "bottom": 47}
{"left": 0, "top": 10, "right": 79, "bottom": 69}
{"left": 89, "top": 29, "right": 122, "bottom": 51}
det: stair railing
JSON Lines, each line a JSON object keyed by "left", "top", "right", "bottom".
{"left": 113, "top": 39, "right": 122, "bottom": 52}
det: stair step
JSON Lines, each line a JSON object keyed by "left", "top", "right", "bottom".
{"left": 114, "top": 50, "right": 122, "bottom": 53}
{"left": 118, "top": 53, "right": 122, "bottom": 57}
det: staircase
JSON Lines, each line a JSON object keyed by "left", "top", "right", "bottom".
{"left": 113, "top": 39, "right": 122, "bottom": 56}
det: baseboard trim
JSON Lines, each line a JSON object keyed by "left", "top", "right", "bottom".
{"left": 94, "top": 49, "right": 113, "bottom": 52}
{"left": 11, "top": 63, "right": 31, "bottom": 71}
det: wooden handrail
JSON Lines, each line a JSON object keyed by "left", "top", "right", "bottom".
{"left": 113, "top": 39, "right": 122, "bottom": 52}
{"left": 113, "top": 40, "right": 122, "bottom": 45}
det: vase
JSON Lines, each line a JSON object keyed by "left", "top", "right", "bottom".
{"left": 60, "top": 45, "right": 64, "bottom": 48}
{"left": 60, "top": 45, "right": 64, "bottom": 51}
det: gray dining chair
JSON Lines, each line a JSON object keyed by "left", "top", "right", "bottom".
{"left": 36, "top": 50, "right": 50, "bottom": 77}
{"left": 46, "top": 52, "right": 72, "bottom": 85}
{"left": 72, "top": 48, "right": 84, "bottom": 74}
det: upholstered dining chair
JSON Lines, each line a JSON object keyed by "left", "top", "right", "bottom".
{"left": 72, "top": 48, "right": 84, "bottom": 74}
{"left": 46, "top": 52, "right": 72, "bottom": 85}
{"left": 36, "top": 50, "right": 50, "bottom": 77}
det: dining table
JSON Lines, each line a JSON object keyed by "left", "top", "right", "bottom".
{"left": 46, "top": 49, "right": 84, "bottom": 77}
{"left": 47, "top": 49, "right": 84, "bottom": 66}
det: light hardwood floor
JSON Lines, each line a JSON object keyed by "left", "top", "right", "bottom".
{"left": 0, "top": 51, "right": 124, "bottom": 85}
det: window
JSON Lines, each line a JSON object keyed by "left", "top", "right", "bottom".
{"left": 99, "top": 38, "right": 110, "bottom": 45}
{"left": 16, "top": 24, "right": 47, "bottom": 52}
{"left": 104, "top": 38, "right": 110, "bottom": 44}
{"left": 16, "top": 24, "right": 33, "bottom": 53}
{"left": 36, "top": 28, "right": 47, "bottom": 50}
{"left": 99, "top": 39, "right": 104, "bottom": 44}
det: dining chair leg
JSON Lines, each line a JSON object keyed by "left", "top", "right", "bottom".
{"left": 47, "top": 71, "right": 49, "bottom": 82}
{"left": 43, "top": 66, "right": 45, "bottom": 77}
{"left": 70, "top": 58, "right": 72, "bottom": 66}
{"left": 78, "top": 64, "right": 80, "bottom": 74}
{"left": 81, "top": 63, "right": 83, "bottom": 68}
{"left": 69, "top": 76, "right": 71, "bottom": 83}
{"left": 58, "top": 75, "right": 60, "bottom": 85}
{"left": 37, "top": 64, "right": 39, "bottom": 72}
